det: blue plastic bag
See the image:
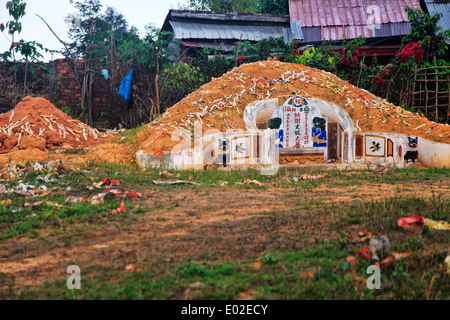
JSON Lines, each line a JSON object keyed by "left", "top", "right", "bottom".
{"left": 118, "top": 70, "right": 133, "bottom": 101}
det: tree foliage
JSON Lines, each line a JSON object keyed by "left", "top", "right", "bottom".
{"left": 258, "top": 0, "right": 289, "bottom": 15}
{"left": 403, "top": 6, "right": 449, "bottom": 61}
{"left": 65, "top": 0, "right": 197, "bottom": 127}
{"left": 0, "top": 0, "right": 44, "bottom": 62}
{"left": 66, "top": 0, "right": 129, "bottom": 59}
{"left": 183, "top": 0, "right": 258, "bottom": 12}
{"left": 160, "top": 62, "right": 204, "bottom": 108}
{"left": 183, "top": 0, "right": 289, "bottom": 14}
{"left": 0, "top": 0, "right": 51, "bottom": 103}
{"left": 0, "top": 0, "right": 26, "bottom": 35}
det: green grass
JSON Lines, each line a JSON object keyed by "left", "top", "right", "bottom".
{"left": 0, "top": 162, "right": 448, "bottom": 300}
{"left": 8, "top": 235, "right": 448, "bottom": 300}
{"left": 3, "top": 194, "right": 449, "bottom": 300}
{"left": 75, "top": 161, "right": 450, "bottom": 190}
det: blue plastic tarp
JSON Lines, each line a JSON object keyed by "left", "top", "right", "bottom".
{"left": 118, "top": 70, "right": 133, "bottom": 101}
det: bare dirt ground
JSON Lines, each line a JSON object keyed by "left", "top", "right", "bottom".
{"left": 0, "top": 179, "right": 448, "bottom": 293}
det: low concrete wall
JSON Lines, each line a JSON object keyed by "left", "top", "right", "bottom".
{"left": 136, "top": 131, "right": 450, "bottom": 170}
{"left": 136, "top": 151, "right": 176, "bottom": 170}
{"left": 418, "top": 138, "right": 450, "bottom": 168}
{"left": 355, "top": 132, "right": 450, "bottom": 168}
{"left": 136, "top": 130, "right": 279, "bottom": 171}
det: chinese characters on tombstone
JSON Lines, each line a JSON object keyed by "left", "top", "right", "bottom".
{"left": 282, "top": 96, "right": 327, "bottom": 149}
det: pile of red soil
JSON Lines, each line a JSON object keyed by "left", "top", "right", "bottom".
{"left": 0, "top": 96, "right": 108, "bottom": 152}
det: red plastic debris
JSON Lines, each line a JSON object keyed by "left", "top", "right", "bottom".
{"left": 358, "top": 93, "right": 374, "bottom": 106}
{"left": 109, "top": 200, "right": 126, "bottom": 214}
{"left": 357, "top": 248, "right": 373, "bottom": 260}
{"left": 346, "top": 256, "right": 357, "bottom": 266}
{"left": 398, "top": 216, "right": 427, "bottom": 230}
{"left": 117, "top": 200, "right": 126, "bottom": 213}
{"left": 109, "top": 189, "right": 124, "bottom": 196}
{"left": 392, "top": 252, "right": 411, "bottom": 260}
{"left": 101, "top": 178, "right": 121, "bottom": 186}
{"left": 380, "top": 252, "right": 411, "bottom": 265}
{"left": 125, "top": 264, "right": 135, "bottom": 271}
{"left": 125, "top": 192, "right": 141, "bottom": 198}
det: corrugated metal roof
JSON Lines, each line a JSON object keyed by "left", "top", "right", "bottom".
{"left": 169, "top": 10, "right": 290, "bottom": 24}
{"left": 170, "top": 21, "right": 294, "bottom": 42}
{"left": 321, "top": 22, "right": 412, "bottom": 41}
{"left": 181, "top": 41, "right": 236, "bottom": 52}
{"left": 301, "top": 27, "right": 322, "bottom": 42}
{"left": 290, "top": 20, "right": 305, "bottom": 40}
{"left": 425, "top": 0, "right": 450, "bottom": 31}
{"left": 374, "top": 22, "right": 413, "bottom": 37}
{"left": 289, "top": 0, "right": 421, "bottom": 40}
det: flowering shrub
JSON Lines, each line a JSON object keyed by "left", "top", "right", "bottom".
{"left": 396, "top": 42, "right": 424, "bottom": 64}
{"left": 340, "top": 37, "right": 365, "bottom": 68}
{"left": 287, "top": 42, "right": 301, "bottom": 63}
{"left": 340, "top": 44, "right": 359, "bottom": 67}
{"left": 402, "top": 86, "right": 409, "bottom": 100}
{"left": 375, "top": 75, "right": 385, "bottom": 84}
{"left": 237, "top": 55, "right": 246, "bottom": 63}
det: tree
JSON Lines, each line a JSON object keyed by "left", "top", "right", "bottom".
{"left": 65, "top": 0, "right": 189, "bottom": 127}
{"left": 0, "top": 0, "right": 26, "bottom": 38}
{"left": 66, "top": 0, "right": 132, "bottom": 124}
{"left": 183, "top": 0, "right": 258, "bottom": 13}
{"left": 1, "top": 0, "right": 51, "bottom": 98}
{"left": 1, "top": 0, "right": 27, "bottom": 83}
{"left": 118, "top": 26, "right": 178, "bottom": 119}
{"left": 403, "top": 6, "right": 449, "bottom": 63}
{"left": 160, "top": 62, "right": 205, "bottom": 109}
{"left": 258, "top": 0, "right": 289, "bottom": 15}
{"left": 183, "top": 0, "right": 288, "bottom": 14}
{"left": 66, "top": 1, "right": 128, "bottom": 59}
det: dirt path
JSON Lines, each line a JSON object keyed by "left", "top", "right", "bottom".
{"left": 0, "top": 181, "right": 448, "bottom": 290}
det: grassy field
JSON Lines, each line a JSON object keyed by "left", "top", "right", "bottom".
{"left": 0, "top": 162, "right": 448, "bottom": 300}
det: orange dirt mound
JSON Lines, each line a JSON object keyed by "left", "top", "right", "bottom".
{"left": 1, "top": 62, "right": 449, "bottom": 167}
{"left": 0, "top": 96, "right": 109, "bottom": 152}
{"left": 0, "top": 148, "right": 48, "bottom": 164}
{"left": 136, "top": 61, "right": 449, "bottom": 155}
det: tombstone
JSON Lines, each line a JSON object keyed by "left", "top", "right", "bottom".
{"left": 281, "top": 96, "right": 328, "bottom": 150}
